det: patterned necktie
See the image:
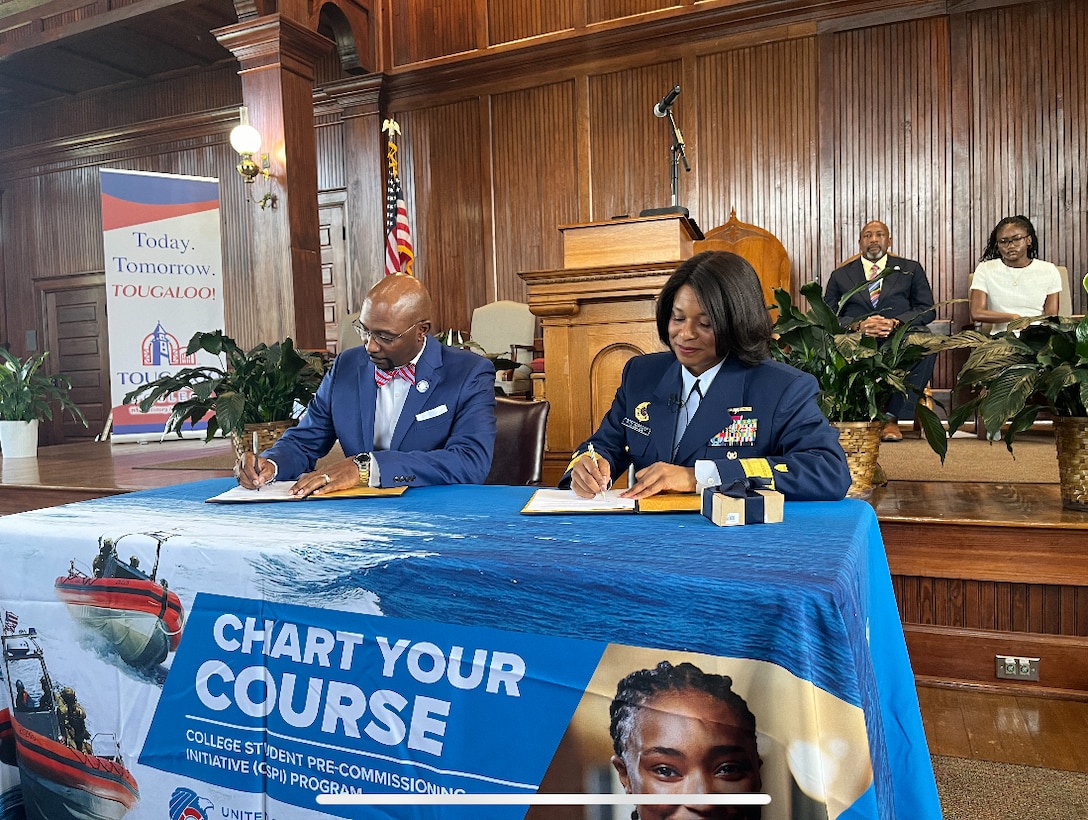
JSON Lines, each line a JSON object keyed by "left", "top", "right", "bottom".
{"left": 867, "top": 263, "right": 881, "bottom": 306}
{"left": 375, "top": 362, "right": 416, "bottom": 387}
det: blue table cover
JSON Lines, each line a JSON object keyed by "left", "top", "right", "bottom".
{"left": 0, "top": 480, "right": 939, "bottom": 820}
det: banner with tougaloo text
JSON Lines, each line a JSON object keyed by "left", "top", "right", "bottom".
{"left": 100, "top": 169, "right": 225, "bottom": 441}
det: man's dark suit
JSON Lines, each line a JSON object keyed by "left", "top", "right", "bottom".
{"left": 824, "top": 254, "right": 936, "bottom": 419}
{"left": 264, "top": 340, "right": 496, "bottom": 486}
{"left": 558, "top": 352, "right": 851, "bottom": 501}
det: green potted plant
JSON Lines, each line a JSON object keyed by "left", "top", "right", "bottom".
{"left": 771, "top": 281, "right": 973, "bottom": 496}
{"left": 0, "top": 347, "right": 88, "bottom": 458}
{"left": 948, "top": 314, "right": 1088, "bottom": 509}
{"left": 122, "top": 330, "right": 329, "bottom": 458}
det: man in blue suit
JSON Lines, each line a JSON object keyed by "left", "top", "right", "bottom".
{"left": 562, "top": 251, "right": 850, "bottom": 502}
{"left": 237, "top": 275, "right": 496, "bottom": 495}
{"left": 824, "top": 220, "right": 936, "bottom": 442}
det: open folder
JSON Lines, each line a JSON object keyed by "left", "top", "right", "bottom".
{"left": 206, "top": 482, "right": 407, "bottom": 503}
{"left": 520, "top": 488, "right": 700, "bottom": 514}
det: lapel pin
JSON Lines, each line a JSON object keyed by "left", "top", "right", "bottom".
{"left": 416, "top": 380, "right": 429, "bottom": 393}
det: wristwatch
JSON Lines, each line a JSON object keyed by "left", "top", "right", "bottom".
{"left": 352, "top": 452, "right": 371, "bottom": 487}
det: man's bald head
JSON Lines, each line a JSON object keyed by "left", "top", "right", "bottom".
{"left": 359, "top": 275, "right": 434, "bottom": 369}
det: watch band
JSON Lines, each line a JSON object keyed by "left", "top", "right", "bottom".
{"left": 353, "top": 453, "right": 371, "bottom": 487}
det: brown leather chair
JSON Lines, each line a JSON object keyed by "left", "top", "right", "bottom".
{"left": 484, "top": 397, "right": 550, "bottom": 485}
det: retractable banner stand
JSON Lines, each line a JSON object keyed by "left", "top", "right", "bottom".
{"left": 100, "top": 169, "right": 225, "bottom": 442}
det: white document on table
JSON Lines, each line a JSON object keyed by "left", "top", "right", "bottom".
{"left": 520, "top": 488, "right": 636, "bottom": 514}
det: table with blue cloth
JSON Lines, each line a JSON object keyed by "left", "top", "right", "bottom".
{"left": 0, "top": 480, "right": 939, "bottom": 820}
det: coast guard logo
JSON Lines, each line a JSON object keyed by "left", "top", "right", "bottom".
{"left": 635, "top": 401, "right": 651, "bottom": 422}
{"left": 170, "top": 786, "right": 213, "bottom": 820}
{"left": 140, "top": 322, "right": 197, "bottom": 367}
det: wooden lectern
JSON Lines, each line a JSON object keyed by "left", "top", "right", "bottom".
{"left": 518, "top": 215, "right": 699, "bottom": 485}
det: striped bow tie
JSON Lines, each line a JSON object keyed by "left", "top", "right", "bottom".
{"left": 375, "top": 363, "right": 416, "bottom": 387}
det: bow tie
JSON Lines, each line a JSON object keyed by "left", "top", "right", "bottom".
{"left": 375, "top": 363, "right": 416, "bottom": 387}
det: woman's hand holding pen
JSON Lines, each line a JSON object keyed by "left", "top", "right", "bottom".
{"left": 571, "top": 448, "right": 612, "bottom": 499}
{"left": 235, "top": 452, "right": 275, "bottom": 490}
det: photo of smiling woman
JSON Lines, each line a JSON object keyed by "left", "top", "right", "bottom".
{"left": 609, "top": 661, "right": 763, "bottom": 820}
{"left": 969, "top": 215, "right": 1063, "bottom": 333}
{"left": 558, "top": 251, "right": 849, "bottom": 502}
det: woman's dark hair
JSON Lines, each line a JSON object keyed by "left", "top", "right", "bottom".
{"left": 609, "top": 660, "right": 757, "bottom": 757}
{"left": 655, "top": 251, "right": 772, "bottom": 367}
{"left": 980, "top": 215, "right": 1040, "bottom": 262}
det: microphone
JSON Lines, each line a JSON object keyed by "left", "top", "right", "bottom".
{"left": 653, "top": 86, "right": 681, "bottom": 118}
{"left": 668, "top": 394, "right": 682, "bottom": 411}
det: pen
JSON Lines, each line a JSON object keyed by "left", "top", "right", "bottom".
{"left": 587, "top": 443, "right": 608, "bottom": 495}
{"left": 252, "top": 430, "right": 261, "bottom": 491}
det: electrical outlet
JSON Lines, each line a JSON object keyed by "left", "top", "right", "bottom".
{"left": 995, "top": 655, "right": 1040, "bottom": 681}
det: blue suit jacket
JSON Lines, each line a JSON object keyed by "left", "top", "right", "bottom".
{"left": 263, "top": 339, "right": 496, "bottom": 486}
{"left": 825, "top": 255, "right": 936, "bottom": 328}
{"left": 559, "top": 352, "right": 851, "bottom": 501}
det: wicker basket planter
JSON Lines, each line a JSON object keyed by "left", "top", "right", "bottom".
{"left": 1053, "top": 417, "right": 1088, "bottom": 511}
{"left": 833, "top": 420, "right": 884, "bottom": 499}
{"left": 231, "top": 420, "right": 298, "bottom": 463}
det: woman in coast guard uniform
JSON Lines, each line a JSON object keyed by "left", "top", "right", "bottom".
{"left": 560, "top": 251, "right": 851, "bottom": 502}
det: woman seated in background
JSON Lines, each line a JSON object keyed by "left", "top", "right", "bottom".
{"left": 969, "top": 215, "right": 1062, "bottom": 333}
{"left": 559, "top": 250, "right": 851, "bottom": 502}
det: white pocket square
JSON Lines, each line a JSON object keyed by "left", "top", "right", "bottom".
{"left": 416, "top": 404, "right": 448, "bottom": 421}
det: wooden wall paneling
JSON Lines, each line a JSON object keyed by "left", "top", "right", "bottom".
{"left": 478, "top": 94, "right": 496, "bottom": 302}
{"left": 965, "top": 0, "right": 1087, "bottom": 316}
{"left": 315, "top": 111, "right": 347, "bottom": 192}
{"left": 398, "top": 102, "right": 488, "bottom": 335}
{"left": 389, "top": 0, "right": 476, "bottom": 67}
{"left": 587, "top": 60, "right": 684, "bottom": 223}
{"left": 488, "top": 0, "right": 575, "bottom": 46}
{"left": 586, "top": 0, "right": 681, "bottom": 27}
{"left": 828, "top": 17, "right": 952, "bottom": 313}
{"left": 696, "top": 37, "right": 818, "bottom": 288}
{"left": 490, "top": 81, "right": 580, "bottom": 301}
{"left": 323, "top": 75, "right": 384, "bottom": 311}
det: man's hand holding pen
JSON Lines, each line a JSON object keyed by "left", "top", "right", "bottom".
{"left": 571, "top": 445, "right": 612, "bottom": 499}
{"left": 236, "top": 452, "right": 275, "bottom": 490}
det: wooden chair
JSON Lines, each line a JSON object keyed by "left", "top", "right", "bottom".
{"left": 693, "top": 209, "right": 791, "bottom": 308}
{"left": 484, "top": 398, "right": 550, "bottom": 485}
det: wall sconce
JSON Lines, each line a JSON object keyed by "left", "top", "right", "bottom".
{"left": 230, "top": 106, "right": 275, "bottom": 209}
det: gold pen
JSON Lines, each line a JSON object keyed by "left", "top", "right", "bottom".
{"left": 587, "top": 443, "right": 608, "bottom": 495}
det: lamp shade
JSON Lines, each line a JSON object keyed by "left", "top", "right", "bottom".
{"left": 230, "top": 123, "right": 262, "bottom": 155}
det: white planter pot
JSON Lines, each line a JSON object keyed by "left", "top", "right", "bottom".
{"left": 0, "top": 419, "right": 40, "bottom": 459}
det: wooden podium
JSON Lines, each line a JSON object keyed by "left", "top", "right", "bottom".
{"left": 519, "top": 215, "right": 699, "bottom": 485}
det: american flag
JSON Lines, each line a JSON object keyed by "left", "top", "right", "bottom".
{"left": 3, "top": 610, "right": 17, "bottom": 634}
{"left": 384, "top": 132, "right": 414, "bottom": 276}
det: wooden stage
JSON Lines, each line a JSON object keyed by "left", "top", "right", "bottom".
{"left": 3, "top": 441, "right": 1088, "bottom": 698}
{"left": 0, "top": 439, "right": 232, "bottom": 515}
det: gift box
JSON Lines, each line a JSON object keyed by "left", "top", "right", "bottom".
{"left": 701, "top": 479, "right": 784, "bottom": 526}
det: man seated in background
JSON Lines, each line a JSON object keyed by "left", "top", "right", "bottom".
{"left": 824, "top": 220, "right": 936, "bottom": 442}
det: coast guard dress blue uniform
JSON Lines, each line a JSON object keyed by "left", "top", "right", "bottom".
{"left": 560, "top": 352, "right": 851, "bottom": 501}
{"left": 263, "top": 341, "right": 496, "bottom": 486}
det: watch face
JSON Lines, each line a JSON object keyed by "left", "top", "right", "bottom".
{"left": 354, "top": 453, "right": 371, "bottom": 467}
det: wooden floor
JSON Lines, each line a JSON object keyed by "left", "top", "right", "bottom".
{"left": 919, "top": 684, "right": 1088, "bottom": 772}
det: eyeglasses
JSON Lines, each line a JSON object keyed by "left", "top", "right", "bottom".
{"left": 352, "top": 320, "right": 420, "bottom": 346}
{"left": 997, "top": 234, "right": 1029, "bottom": 248}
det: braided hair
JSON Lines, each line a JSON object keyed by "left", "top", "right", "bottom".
{"left": 980, "top": 215, "right": 1039, "bottom": 262}
{"left": 609, "top": 660, "right": 757, "bottom": 758}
